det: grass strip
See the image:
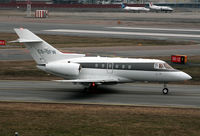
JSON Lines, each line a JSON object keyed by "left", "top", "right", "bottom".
{"left": 0, "top": 33, "right": 195, "bottom": 48}
{"left": 0, "top": 61, "right": 60, "bottom": 80}
{"left": 0, "top": 102, "right": 200, "bottom": 136}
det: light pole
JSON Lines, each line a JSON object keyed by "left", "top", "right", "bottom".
{"left": 27, "top": 0, "right": 31, "bottom": 17}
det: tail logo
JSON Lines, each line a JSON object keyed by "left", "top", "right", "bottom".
{"left": 37, "top": 49, "right": 57, "bottom": 55}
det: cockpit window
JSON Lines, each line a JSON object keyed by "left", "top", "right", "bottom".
{"left": 154, "top": 63, "right": 174, "bottom": 70}
{"left": 159, "top": 63, "right": 164, "bottom": 69}
{"left": 163, "top": 63, "right": 174, "bottom": 70}
{"left": 154, "top": 63, "right": 159, "bottom": 69}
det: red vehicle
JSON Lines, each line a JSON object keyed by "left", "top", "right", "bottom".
{"left": 171, "top": 55, "right": 187, "bottom": 64}
{"left": 0, "top": 40, "right": 6, "bottom": 45}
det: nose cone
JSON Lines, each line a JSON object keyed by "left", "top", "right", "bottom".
{"left": 180, "top": 72, "right": 192, "bottom": 81}
{"left": 169, "top": 71, "right": 192, "bottom": 81}
{"left": 161, "top": 71, "right": 192, "bottom": 82}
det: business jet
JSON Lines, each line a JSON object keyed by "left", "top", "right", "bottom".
{"left": 149, "top": 2, "right": 173, "bottom": 12}
{"left": 11, "top": 28, "right": 191, "bottom": 94}
{"left": 121, "top": 3, "right": 150, "bottom": 12}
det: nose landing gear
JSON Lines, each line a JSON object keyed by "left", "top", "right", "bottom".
{"left": 162, "top": 83, "right": 169, "bottom": 95}
{"left": 162, "top": 88, "right": 169, "bottom": 95}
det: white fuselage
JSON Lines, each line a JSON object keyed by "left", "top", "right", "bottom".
{"left": 149, "top": 4, "right": 173, "bottom": 12}
{"left": 123, "top": 6, "right": 150, "bottom": 12}
{"left": 40, "top": 56, "right": 191, "bottom": 83}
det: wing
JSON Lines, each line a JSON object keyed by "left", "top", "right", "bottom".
{"left": 54, "top": 78, "right": 119, "bottom": 83}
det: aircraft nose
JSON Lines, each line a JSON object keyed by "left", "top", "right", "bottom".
{"left": 180, "top": 72, "right": 192, "bottom": 81}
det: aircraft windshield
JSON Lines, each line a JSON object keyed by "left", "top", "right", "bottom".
{"left": 154, "top": 63, "right": 174, "bottom": 70}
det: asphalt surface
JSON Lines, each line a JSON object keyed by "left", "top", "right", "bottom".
{"left": 1, "top": 22, "right": 200, "bottom": 42}
{"left": 1, "top": 44, "right": 200, "bottom": 61}
{"left": 0, "top": 80, "right": 199, "bottom": 107}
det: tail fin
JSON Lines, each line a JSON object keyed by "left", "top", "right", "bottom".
{"left": 149, "top": 2, "right": 153, "bottom": 7}
{"left": 121, "top": 3, "right": 126, "bottom": 9}
{"left": 12, "top": 28, "right": 85, "bottom": 64}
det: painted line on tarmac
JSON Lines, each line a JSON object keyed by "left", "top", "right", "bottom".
{"left": 108, "top": 27, "right": 200, "bottom": 32}
{"left": 43, "top": 29, "right": 200, "bottom": 38}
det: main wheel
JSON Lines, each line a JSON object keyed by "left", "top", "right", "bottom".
{"left": 162, "top": 88, "right": 169, "bottom": 95}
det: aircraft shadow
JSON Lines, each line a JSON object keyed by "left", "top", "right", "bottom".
{"left": 54, "top": 86, "right": 165, "bottom": 101}
{"left": 59, "top": 87, "right": 118, "bottom": 100}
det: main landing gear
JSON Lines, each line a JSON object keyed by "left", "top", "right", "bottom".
{"left": 84, "top": 82, "right": 98, "bottom": 92}
{"left": 162, "top": 83, "right": 169, "bottom": 95}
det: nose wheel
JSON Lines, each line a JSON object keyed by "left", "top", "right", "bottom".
{"left": 162, "top": 88, "right": 169, "bottom": 95}
{"left": 162, "top": 83, "right": 169, "bottom": 95}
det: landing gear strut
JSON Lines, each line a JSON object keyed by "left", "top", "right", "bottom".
{"left": 83, "top": 82, "right": 97, "bottom": 92}
{"left": 162, "top": 83, "right": 169, "bottom": 95}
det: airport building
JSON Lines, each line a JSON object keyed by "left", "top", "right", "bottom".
{"left": 0, "top": 0, "right": 199, "bottom": 4}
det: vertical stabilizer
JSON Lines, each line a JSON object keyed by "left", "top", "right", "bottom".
{"left": 13, "top": 28, "right": 85, "bottom": 64}
{"left": 149, "top": 2, "right": 153, "bottom": 8}
{"left": 121, "top": 3, "right": 126, "bottom": 9}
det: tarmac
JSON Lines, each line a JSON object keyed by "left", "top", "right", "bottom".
{"left": 0, "top": 22, "right": 200, "bottom": 42}
{"left": 0, "top": 80, "right": 199, "bottom": 108}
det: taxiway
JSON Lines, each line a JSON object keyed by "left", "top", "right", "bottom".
{"left": 0, "top": 80, "right": 199, "bottom": 108}
{"left": 0, "top": 22, "right": 200, "bottom": 42}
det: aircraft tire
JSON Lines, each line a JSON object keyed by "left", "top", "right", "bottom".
{"left": 162, "top": 88, "right": 169, "bottom": 95}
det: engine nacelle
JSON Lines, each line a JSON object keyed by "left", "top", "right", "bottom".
{"left": 46, "top": 62, "right": 80, "bottom": 77}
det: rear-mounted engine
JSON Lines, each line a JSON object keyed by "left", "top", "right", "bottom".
{"left": 46, "top": 62, "right": 81, "bottom": 77}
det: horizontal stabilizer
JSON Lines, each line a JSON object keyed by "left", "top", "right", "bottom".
{"left": 9, "top": 39, "right": 43, "bottom": 43}
{"left": 10, "top": 28, "right": 43, "bottom": 43}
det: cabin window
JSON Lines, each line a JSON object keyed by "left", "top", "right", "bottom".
{"left": 128, "top": 65, "right": 132, "bottom": 70}
{"left": 102, "top": 63, "right": 105, "bottom": 68}
{"left": 95, "top": 63, "right": 98, "bottom": 68}
{"left": 108, "top": 64, "right": 112, "bottom": 69}
{"left": 115, "top": 64, "right": 119, "bottom": 69}
{"left": 122, "top": 64, "right": 125, "bottom": 69}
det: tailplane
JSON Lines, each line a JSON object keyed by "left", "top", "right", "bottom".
{"left": 11, "top": 28, "right": 85, "bottom": 64}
